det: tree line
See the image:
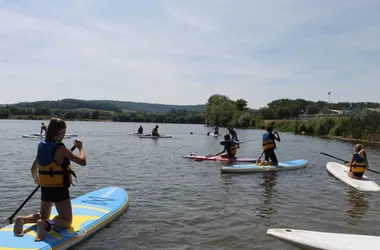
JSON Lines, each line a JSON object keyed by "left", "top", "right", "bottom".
{"left": 12, "top": 98, "right": 205, "bottom": 113}
{"left": 0, "top": 105, "right": 204, "bottom": 124}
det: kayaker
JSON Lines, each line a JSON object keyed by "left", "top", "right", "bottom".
{"left": 344, "top": 144, "right": 368, "bottom": 179}
{"left": 209, "top": 134, "right": 237, "bottom": 159}
{"left": 261, "top": 125, "right": 280, "bottom": 165}
{"left": 152, "top": 125, "right": 160, "bottom": 136}
{"left": 214, "top": 125, "right": 219, "bottom": 135}
{"left": 40, "top": 122, "right": 48, "bottom": 136}
{"left": 228, "top": 126, "right": 238, "bottom": 141}
{"left": 137, "top": 126, "right": 143, "bottom": 134}
{"left": 13, "top": 117, "right": 87, "bottom": 241}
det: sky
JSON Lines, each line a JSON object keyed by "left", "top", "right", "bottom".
{"left": 0, "top": 0, "right": 379, "bottom": 109}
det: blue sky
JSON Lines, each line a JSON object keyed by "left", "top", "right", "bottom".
{"left": 1, "top": 0, "right": 379, "bottom": 108}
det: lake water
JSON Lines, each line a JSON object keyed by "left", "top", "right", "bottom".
{"left": 1, "top": 120, "right": 380, "bottom": 249}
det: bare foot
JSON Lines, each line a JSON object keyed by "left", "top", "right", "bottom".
{"left": 13, "top": 217, "right": 24, "bottom": 237}
{"left": 34, "top": 220, "right": 46, "bottom": 242}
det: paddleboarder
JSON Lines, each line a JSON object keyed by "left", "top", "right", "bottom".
{"left": 262, "top": 125, "right": 281, "bottom": 166}
{"left": 344, "top": 144, "right": 368, "bottom": 179}
{"left": 13, "top": 118, "right": 87, "bottom": 241}
{"left": 40, "top": 122, "right": 48, "bottom": 136}
{"left": 208, "top": 134, "right": 237, "bottom": 159}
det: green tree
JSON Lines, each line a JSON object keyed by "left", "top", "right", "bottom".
{"left": 91, "top": 110, "right": 100, "bottom": 119}
{"left": 235, "top": 99, "right": 248, "bottom": 111}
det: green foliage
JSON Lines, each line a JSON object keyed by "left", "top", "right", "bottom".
{"left": 0, "top": 108, "right": 10, "bottom": 119}
{"left": 289, "top": 110, "right": 380, "bottom": 141}
{"left": 257, "top": 107, "right": 276, "bottom": 119}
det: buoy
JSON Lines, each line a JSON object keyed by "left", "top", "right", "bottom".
{"left": 301, "top": 131, "right": 306, "bottom": 135}
{"left": 190, "top": 132, "right": 193, "bottom": 134}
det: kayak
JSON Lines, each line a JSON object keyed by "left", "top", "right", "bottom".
{"left": 139, "top": 134, "right": 172, "bottom": 138}
{"left": 267, "top": 228, "right": 380, "bottom": 250}
{"left": 183, "top": 154, "right": 257, "bottom": 162}
{"left": 326, "top": 162, "right": 380, "bottom": 192}
{"left": 0, "top": 186, "right": 129, "bottom": 250}
{"left": 220, "top": 159, "right": 308, "bottom": 173}
{"left": 33, "top": 132, "right": 78, "bottom": 137}
{"left": 22, "top": 134, "right": 71, "bottom": 139}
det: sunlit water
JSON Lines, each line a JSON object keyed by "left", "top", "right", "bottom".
{"left": 1, "top": 120, "right": 380, "bottom": 249}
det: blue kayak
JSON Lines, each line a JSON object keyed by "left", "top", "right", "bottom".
{"left": 220, "top": 159, "right": 308, "bottom": 173}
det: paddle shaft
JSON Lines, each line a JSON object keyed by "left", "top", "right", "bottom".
{"left": 7, "top": 144, "right": 77, "bottom": 223}
{"left": 320, "top": 152, "right": 380, "bottom": 175}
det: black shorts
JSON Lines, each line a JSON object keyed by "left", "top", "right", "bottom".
{"left": 352, "top": 172, "right": 364, "bottom": 178}
{"left": 41, "top": 187, "right": 70, "bottom": 202}
{"left": 264, "top": 149, "right": 278, "bottom": 163}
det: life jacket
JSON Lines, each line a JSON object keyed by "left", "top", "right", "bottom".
{"left": 221, "top": 140, "right": 237, "bottom": 156}
{"left": 350, "top": 152, "right": 366, "bottom": 174}
{"left": 152, "top": 128, "right": 158, "bottom": 135}
{"left": 37, "top": 141, "right": 77, "bottom": 188}
{"left": 262, "top": 132, "right": 275, "bottom": 151}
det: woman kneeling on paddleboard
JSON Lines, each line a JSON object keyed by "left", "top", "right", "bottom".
{"left": 208, "top": 134, "right": 237, "bottom": 159}
{"left": 13, "top": 118, "right": 87, "bottom": 241}
{"left": 345, "top": 144, "right": 368, "bottom": 179}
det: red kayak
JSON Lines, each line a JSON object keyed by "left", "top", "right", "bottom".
{"left": 183, "top": 154, "right": 257, "bottom": 162}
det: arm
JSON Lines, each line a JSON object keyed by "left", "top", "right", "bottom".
{"left": 273, "top": 132, "right": 281, "bottom": 142}
{"left": 345, "top": 155, "right": 354, "bottom": 166}
{"left": 60, "top": 140, "right": 86, "bottom": 166}
{"left": 31, "top": 159, "right": 39, "bottom": 184}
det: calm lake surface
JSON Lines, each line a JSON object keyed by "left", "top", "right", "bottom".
{"left": 1, "top": 120, "right": 380, "bottom": 249}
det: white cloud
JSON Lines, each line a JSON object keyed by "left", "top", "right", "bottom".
{"left": 0, "top": 0, "right": 379, "bottom": 108}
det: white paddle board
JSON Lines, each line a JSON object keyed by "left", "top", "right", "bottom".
{"left": 326, "top": 162, "right": 380, "bottom": 192}
{"left": 267, "top": 228, "right": 380, "bottom": 250}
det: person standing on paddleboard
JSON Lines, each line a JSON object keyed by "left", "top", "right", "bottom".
{"left": 137, "top": 125, "right": 143, "bottom": 134}
{"left": 214, "top": 125, "right": 219, "bottom": 135}
{"left": 40, "top": 122, "right": 48, "bottom": 136}
{"left": 13, "top": 117, "right": 87, "bottom": 241}
{"left": 261, "top": 125, "right": 280, "bottom": 165}
{"left": 227, "top": 126, "right": 238, "bottom": 141}
{"left": 152, "top": 125, "right": 160, "bottom": 136}
{"left": 344, "top": 144, "right": 368, "bottom": 179}
{"left": 208, "top": 134, "right": 237, "bottom": 159}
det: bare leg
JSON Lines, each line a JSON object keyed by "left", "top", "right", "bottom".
{"left": 54, "top": 199, "right": 72, "bottom": 229}
{"left": 34, "top": 201, "right": 53, "bottom": 241}
{"left": 13, "top": 214, "right": 41, "bottom": 236}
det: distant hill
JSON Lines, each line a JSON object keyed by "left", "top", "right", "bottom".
{"left": 10, "top": 99, "right": 205, "bottom": 113}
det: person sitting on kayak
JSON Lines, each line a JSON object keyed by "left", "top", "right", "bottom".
{"left": 209, "top": 134, "right": 237, "bottom": 158}
{"left": 261, "top": 125, "right": 280, "bottom": 166}
{"left": 344, "top": 144, "right": 368, "bottom": 179}
{"left": 227, "top": 126, "right": 238, "bottom": 141}
{"left": 152, "top": 125, "right": 159, "bottom": 136}
{"left": 214, "top": 125, "right": 219, "bottom": 135}
{"left": 40, "top": 122, "right": 48, "bottom": 136}
{"left": 13, "top": 117, "right": 87, "bottom": 241}
{"left": 137, "top": 126, "right": 143, "bottom": 134}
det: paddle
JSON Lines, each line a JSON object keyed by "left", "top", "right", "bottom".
{"left": 6, "top": 144, "right": 77, "bottom": 224}
{"left": 320, "top": 152, "right": 380, "bottom": 175}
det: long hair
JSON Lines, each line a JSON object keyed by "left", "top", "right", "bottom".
{"left": 45, "top": 118, "right": 66, "bottom": 142}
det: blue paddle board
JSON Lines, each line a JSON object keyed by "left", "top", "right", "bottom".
{"left": 220, "top": 159, "right": 308, "bottom": 173}
{"left": 0, "top": 186, "right": 129, "bottom": 249}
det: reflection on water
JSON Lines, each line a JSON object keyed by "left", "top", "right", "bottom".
{"left": 257, "top": 172, "right": 277, "bottom": 225}
{"left": 345, "top": 190, "right": 369, "bottom": 222}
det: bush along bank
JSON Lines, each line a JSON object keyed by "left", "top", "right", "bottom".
{"left": 262, "top": 110, "right": 380, "bottom": 142}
